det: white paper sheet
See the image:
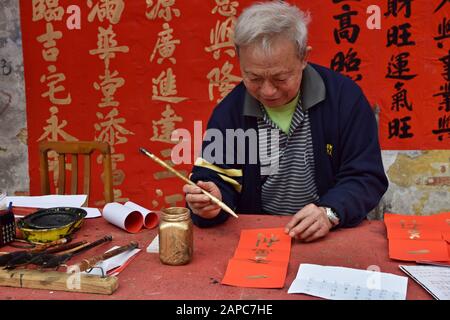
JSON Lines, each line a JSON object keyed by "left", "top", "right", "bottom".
{"left": 288, "top": 264, "right": 408, "bottom": 300}
{"left": 82, "top": 207, "right": 102, "bottom": 219}
{"left": 82, "top": 246, "right": 141, "bottom": 276}
{"left": 400, "top": 265, "right": 450, "bottom": 300}
{"left": 146, "top": 235, "right": 159, "bottom": 253}
{"left": 124, "top": 201, "right": 158, "bottom": 229}
{"left": 102, "top": 202, "right": 144, "bottom": 233}
{"left": 2, "top": 195, "right": 87, "bottom": 208}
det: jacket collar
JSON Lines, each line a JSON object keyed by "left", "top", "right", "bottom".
{"left": 243, "top": 64, "right": 326, "bottom": 117}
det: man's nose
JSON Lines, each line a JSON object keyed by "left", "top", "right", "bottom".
{"left": 260, "top": 80, "right": 277, "bottom": 96}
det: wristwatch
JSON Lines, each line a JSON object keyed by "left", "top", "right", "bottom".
{"left": 324, "top": 207, "right": 340, "bottom": 227}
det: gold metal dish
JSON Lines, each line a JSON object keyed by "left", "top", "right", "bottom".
{"left": 17, "top": 207, "right": 87, "bottom": 243}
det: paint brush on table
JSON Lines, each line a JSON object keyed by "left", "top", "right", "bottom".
{"left": 139, "top": 147, "right": 238, "bottom": 219}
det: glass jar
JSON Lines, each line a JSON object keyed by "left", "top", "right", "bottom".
{"left": 159, "top": 207, "right": 193, "bottom": 265}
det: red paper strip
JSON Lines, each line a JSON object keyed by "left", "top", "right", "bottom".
{"left": 388, "top": 239, "right": 449, "bottom": 262}
{"left": 221, "top": 227, "right": 291, "bottom": 288}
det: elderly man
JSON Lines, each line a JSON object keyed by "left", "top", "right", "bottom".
{"left": 183, "top": 1, "right": 388, "bottom": 242}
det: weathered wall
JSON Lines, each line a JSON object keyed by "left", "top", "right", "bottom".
{"left": 0, "top": 2, "right": 448, "bottom": 217}
{"left": 0, "top": 0, "right": 29, "bottom": 196}
{"left": 367, "top": 150, "right": 450, "bottom": 220}
{"left": 373, "top": 150, "right": 450, "bottom": 219}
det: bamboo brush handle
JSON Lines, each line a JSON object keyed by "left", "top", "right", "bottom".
{"left": 139, "top": 147, "right": 238, "bottom": 218}
{"left": 74, "top": 242, "right": 139, "bottom": 273}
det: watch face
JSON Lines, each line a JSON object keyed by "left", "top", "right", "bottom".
{"left": 326, "top": 208, "right": 339, "bottom": 226}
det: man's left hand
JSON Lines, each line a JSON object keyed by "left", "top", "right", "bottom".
{"left": 284, "top": 204, "right": 332, "bottom": 242}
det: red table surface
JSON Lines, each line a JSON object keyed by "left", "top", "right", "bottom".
{"left": 0, "top": 214, "right": 432, "bottom": 300}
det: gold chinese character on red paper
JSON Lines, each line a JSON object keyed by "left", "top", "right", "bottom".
{"left": 37, "top": 105, "right": 78, "bottom": 194}
{"left": 32, "top": 0, "right": 64, "bottom": 22}
{"left": 207, "top": 61, "right": 242, "bottom": 103}
{"left": 87, "top": 0, "right": 125, "bottom": 24}
{"left": 151, "top": 104, "right": 182, "bottom": 144}
{"left": 89, "top": 25, "right": 129, "bottom": 67}
{"left": 212, "top": 0, "right": 239, "bottom": 17}
{"left": 94, "top": 68, "right": 125, "bottom": 108}
{"left": 36, "top": 22, "right": 62, "bottom": 62}
{"left": 150, "top": 23, "right": 180, "bottom": 65}
{"left": 145, "top": 0, "right": 180, "bottom": 22}
{"left": 40, "top": 65, "right": 72, "bottom": 105}
{"left": 38, "top": 106, "right": 77, "bottom": 142}
{"left": 205, "top": 17, "right": 236, "bottom": 60}
{"left": 95, "top": 108, "right": 135, "bottom": 145}
{"left": 152, "top": 67, "right": 187, "bottom": 103}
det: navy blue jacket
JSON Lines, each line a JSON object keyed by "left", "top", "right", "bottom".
{"left": 190, "top": 63, "right": 388, "bottom": 228}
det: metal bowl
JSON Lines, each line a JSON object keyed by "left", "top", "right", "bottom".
{"left": 17, "top": 207, "right": 87, "bottom": 243}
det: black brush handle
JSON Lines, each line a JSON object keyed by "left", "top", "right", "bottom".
{"left": 70, "top": 235, "right": 113, "bottom": 256}
{"left": 40, "top": 235, "right": 113, "bottom": 269}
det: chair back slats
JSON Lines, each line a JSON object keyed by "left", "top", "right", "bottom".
{"left": 39, "top": 149, "right": 50, "bottom": 195}
{"left": 70, "top": 154, "right": 78, "bottom": 195}
{"left": 57, "top": 154, "right": 66, "bottom": 195}
{"left": 103, "top": 153, "right": 113, "bottom": 203}
{"left": 38, "top": 141, "right": 114, "bottom": 205}
{"left": 83, "top": 154, "right": 91, "bottom": 198}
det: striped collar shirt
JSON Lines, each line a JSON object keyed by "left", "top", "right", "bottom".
{"left": 242, "top": 64, "right": 326, "bottom": 215}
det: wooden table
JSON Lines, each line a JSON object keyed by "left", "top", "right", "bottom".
{"left": 0, "top": 214, "right": 432, "bottom": 300}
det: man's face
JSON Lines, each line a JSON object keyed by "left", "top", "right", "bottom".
{"left": 239, "top": 37, "right": 308, "bottom": 108}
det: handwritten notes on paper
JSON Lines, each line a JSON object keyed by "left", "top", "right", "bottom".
{"left": 384, "top": 212, "right": 450, "bottom": 262}
{"left": 400, "top": 265, "right": 450, "bottom": 300}
{"left": 288, "top": 264, "right": 408, "bottom": 300}
{"left": 221, "top": 228, "right": 291, "bottom": 288}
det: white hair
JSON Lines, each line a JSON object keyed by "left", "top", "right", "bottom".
{"left": 234, "top": 1, "right": 311, "bottom": 58}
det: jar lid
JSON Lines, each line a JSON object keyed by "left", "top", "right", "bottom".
{"left": 161, "top": 207, "right": 191, "bottom": 221}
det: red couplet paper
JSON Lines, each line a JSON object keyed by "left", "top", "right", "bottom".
{"left": 388, "top": 239, "right": 449, "bottom": 262}
{"left": 385, "top": 212, "right": 450, "bottom": 262}
{"left": 384, "top": 212, "right": 450, "bottom": 241}
{"left": 221, "top": 228, "right": 291, "bottom": 288}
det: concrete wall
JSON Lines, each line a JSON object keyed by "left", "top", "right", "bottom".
{"left": 0, "top": 0, "right": 29, "bottom": 196}
{"left": 0, "top": 2, "right": 449, "bottom": 217}
{"left": 369, "top": 150, "right": 450, "bottom": 220}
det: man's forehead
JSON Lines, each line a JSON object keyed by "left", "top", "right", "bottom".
{"left": 244, "top": 69, "right": 293, "bottom": 77}
{"left": 243, "top": 67, "right": 296, "bottom": 76}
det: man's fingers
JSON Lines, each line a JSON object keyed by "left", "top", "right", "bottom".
{"left": 284, "top": 212, "right": 306, "bottom": 233}
{"left": 184, "top": 180, "right": 222, "bottom": 219}
{"left": 297, "top": 220, "right": 321, "bottom": 240}
{"left": 303, "top": 226, "right": 328, "bottom": 243}
{"left": 183, "top": 184, "right": 202, "bottom": 194}
{"left": 185, "top": 192, "right": 210, "bottom": 203}
{"left": 201, "top": 204, "right": 220, "bottom": 212}
{"left": 197, "top": 180, "right": 213, "bottom": 188}
{"left": 201, "top": 207, "right": 221, "bottom": 217}
{"left": 288, "top": 215, "right": 317, "bottom": 238}
{"left": 284, "top": 204, "right": 317, "bottom": 234}
{"left": 189, "top": 202, "right": 209, "bottom": 210}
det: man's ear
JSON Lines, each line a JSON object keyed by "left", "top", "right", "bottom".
{"left": 302, "top": 46, "right": 312, "bottom": 69}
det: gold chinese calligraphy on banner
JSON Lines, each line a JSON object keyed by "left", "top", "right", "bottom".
{"left": 20, "top": 1, "right": 449, "bottom": 208}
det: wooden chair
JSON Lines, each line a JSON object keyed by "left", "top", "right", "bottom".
{"left": 38, "top": 141, "right": 114, "bottom": 205}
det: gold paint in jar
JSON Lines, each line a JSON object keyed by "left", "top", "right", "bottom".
{"left": 159, "top": 207, "right": 193, "bottom": 265}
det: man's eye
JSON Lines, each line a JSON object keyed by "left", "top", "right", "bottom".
{"left": 274, "top": 78, "right": 288, "bottom": 82}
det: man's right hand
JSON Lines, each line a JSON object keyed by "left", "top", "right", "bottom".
{"left": 183, "top": 181, "right": 222, "bottom": 219}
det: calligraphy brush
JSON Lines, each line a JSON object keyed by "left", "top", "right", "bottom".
{"left": 0, "top": 236, "right": 72, "bottom": 267}
{"left": 39, "top": 235, "right": 113, "bottom": 269}
{"left": 3, "top": 240, "right": 88, "bottom": 269}
{"left": 71, "top": 241, "right": 139, "bottom": 273}
{"left": 27, "top": 240, "right": 89, "bottom": 266}
{"left": 139, "top": 147, "right": 238, "bottom": 219}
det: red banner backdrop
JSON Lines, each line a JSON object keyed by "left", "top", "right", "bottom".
{"left": 20, "top": 1, "right": 449, "bottom": 208}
